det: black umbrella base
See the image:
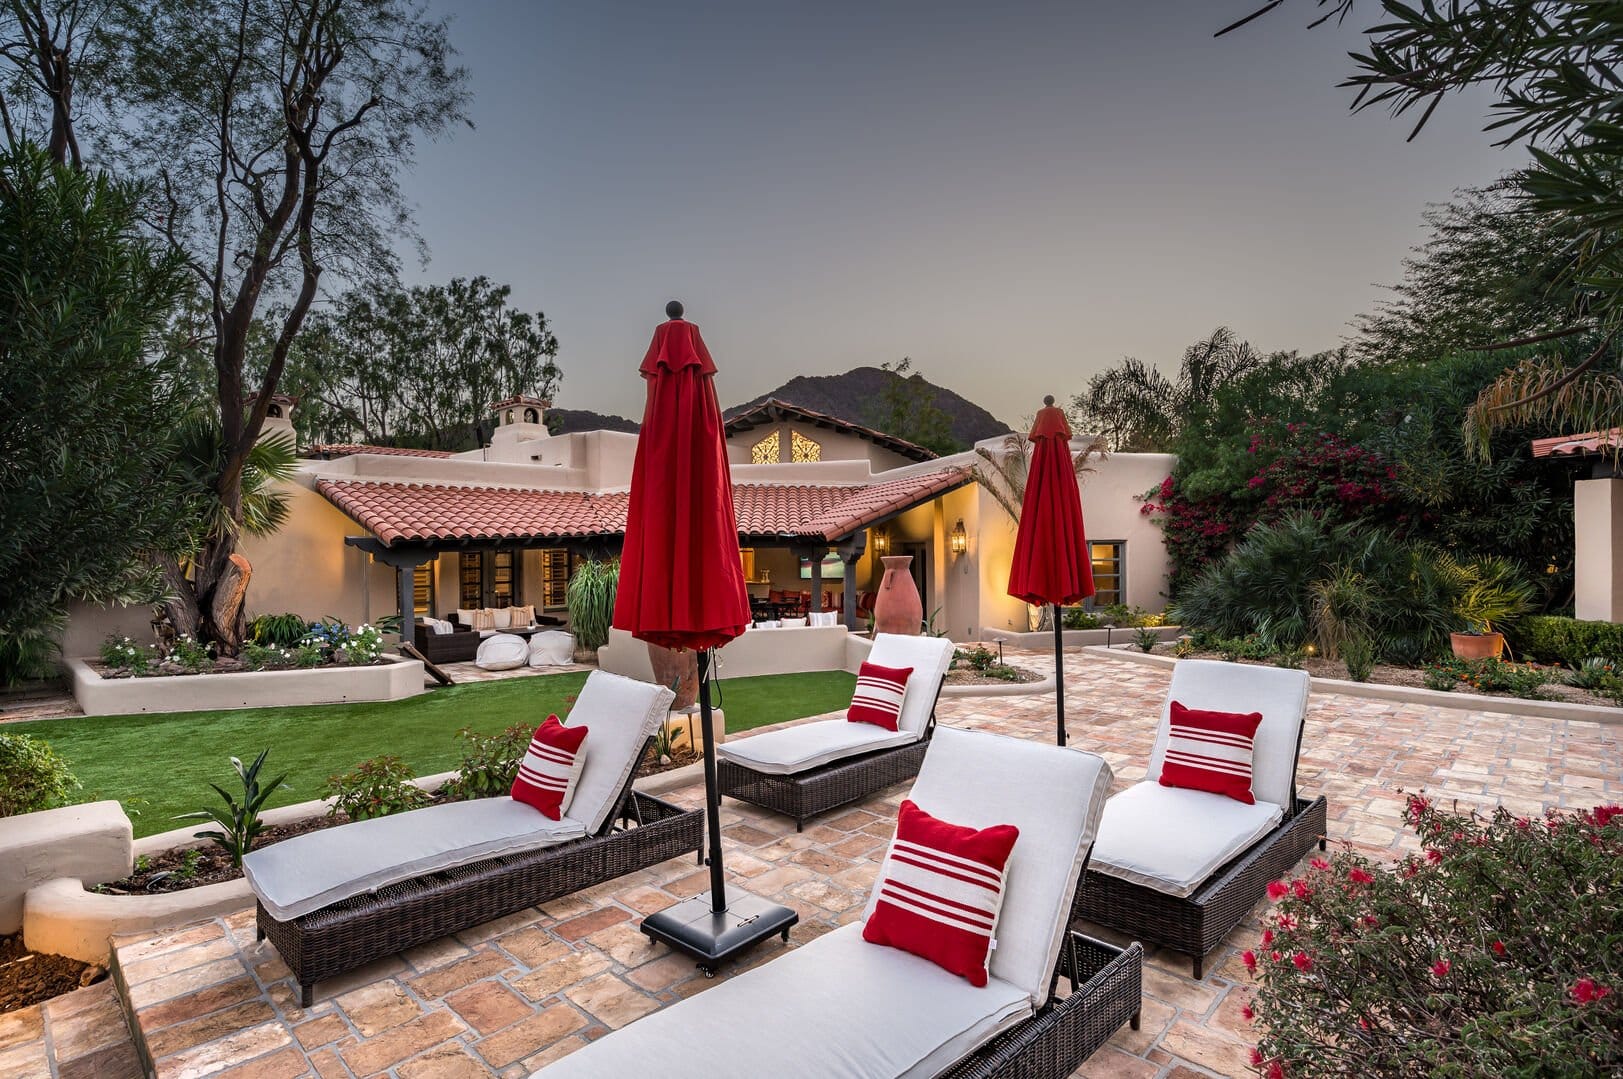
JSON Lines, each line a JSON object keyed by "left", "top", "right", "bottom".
{"left": 640, "top": 888, "right": 798, "bottom": 975}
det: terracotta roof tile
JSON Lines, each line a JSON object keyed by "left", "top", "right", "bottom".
{"left": 1529, "top": 428, "right": 1622, "bottom": 459}
{"left": 315, "top": 467, "right": 971, "bottom": 548}
{"left": 304, "top": 444, "right": 457, "bottom": 460}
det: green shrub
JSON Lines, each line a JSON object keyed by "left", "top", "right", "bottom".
{"left": 1272, "top": 647, "right": 1305, "bottom": 669}
{"left": 1342, "top": 636, "right": 1376, "bottom": 682}
{"left": 1421, "top": 663, "right": 1458, "bottom": 692}
{"left": 566, "top": 559, "right": 618, "bottom": 651}
{"left": 168, "top": 633, "right": 213, "bottom": 673}
{"left": 250, "top": 612, "right": 309, "bottom": 647}
{"left": 324, "top": 756, "right": 429, "bottom": 820}
{"left": 1214, "top": 635, "right": 1272, "bottom": 662}
{"left": 174, "top": 749, "right": 284, "bottom": 868}
{"left": 0, "top": 733, "right": 79, "bottom": 816}
{"left": 1515, "top": 615, "right": 1623, "bottom": 667}
{"left": 1062, "top": 606, "right": 1102, "bottom": 629}
{"left": 242, "top": 642, "right": 296, "bottom": 670}
{"left": 954, "top": 645, "right": 997, "bottom": 672}
{"left": 100, "top": 634, "right": 153, "bottom": 675}
{"left": 1567, "top": 658, "right": 1619, "bottom": 691}
{"left": 440, "top": 724, "right": 535, "bottom": 800}
{"left": 1247, "top": 797, "right": 1623, "bottom": 1077}
{"left": 1133, "top": 627, "right": 1160, "bottom": 653}
{"left": 1173, "top": 636, "right": 1197, "bottom": 659}
{"left": 341, "top": 624, "right": 385, "bottom": 665}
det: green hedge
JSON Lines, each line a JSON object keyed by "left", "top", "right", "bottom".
{"left": 1512, "top": 615, "right": 1623, "bottom": 667}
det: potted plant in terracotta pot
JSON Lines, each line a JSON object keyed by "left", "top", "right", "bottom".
{"left": 1449, "top": 557, "right": 1536, "bottom": 660}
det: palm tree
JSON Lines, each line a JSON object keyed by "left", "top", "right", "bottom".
{"left": 1464, "top": 344, "right": 1623, "bottom": 462}
{"left": 1073, "top": 328, "right": 1263, "bottom": 452}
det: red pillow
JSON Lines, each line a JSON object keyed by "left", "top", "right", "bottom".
{"left": 862, "top": 799, "right": 1019, "bottom": 986}
{"left": 847, "top": 661, "right": 914, "bottom": 730}
{"left": 1158, "top": 700, "right": 1263, "bottom": 805}
{"left": 510, "top": 714, "right": 589, "bottom": 820}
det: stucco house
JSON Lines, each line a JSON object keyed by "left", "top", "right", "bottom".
{"left": 1532, "top": 428, "right": 1623, "bottom": 622}
{"left": 63, "top": 396, "right": 1175, "bottom": 656}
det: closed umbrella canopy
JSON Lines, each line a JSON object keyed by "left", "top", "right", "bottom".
{"left": 1007, "top": 398, "right": 1093, "bottom": 745}
{"left": 613, "top": 314, "right": 751, "bottom": 650}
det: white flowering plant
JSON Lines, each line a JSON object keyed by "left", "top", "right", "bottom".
{"left": 99, "top": 635, "right": 153, "bottom": 676}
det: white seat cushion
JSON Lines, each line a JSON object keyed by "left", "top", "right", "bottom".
{"left": 244, "top": 798, "right": 585, "bottom": 921}
{"left": 866, "top": 634, "right": 955, "bottom": 736}
{"left": 563, "top": 670, "right": 675, "bottom": 833}
{"left": 475, "top": 633, "right": 528, "bottom": 670}
{"left": 533, "top": 923, "right": 1030, "bottom": 1079}
{"left": 866, "top": 728, "right": 1113, "bottom": 1008}
{"left": 1090, "top": 782, "right": 1285, "bottom": 899}
{"left": 716, "top": 718, "right": 916, "bottom": 775}
{"left": 1147, "top": 660, "right": 1309, "bottom": 809}
{"left": 527, "top": 630, "right": 575, "bottom": 667}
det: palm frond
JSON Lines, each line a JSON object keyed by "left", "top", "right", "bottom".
{"left": 1463, "top": 355, "right": 1623, "bottom": 460}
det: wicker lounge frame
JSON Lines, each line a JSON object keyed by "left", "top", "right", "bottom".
{"left": 1073, "top": 716, "right": 1329, "bottom": 979}
{"left": 258, "top": 758, "right": 702, "bottom": 1006}
{"left": 716, "top": 675, "right": 944, "bottom": 831}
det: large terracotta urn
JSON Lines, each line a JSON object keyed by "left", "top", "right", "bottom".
{"left": 873, "top": 555, "right": 924, "bottom": 636}
{"left": 646, "top": 643, "right": 699, "bottom": 711}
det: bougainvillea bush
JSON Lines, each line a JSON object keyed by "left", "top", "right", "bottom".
{"left": 1246, "top": 796, "right": 1621, "bottom": 1077}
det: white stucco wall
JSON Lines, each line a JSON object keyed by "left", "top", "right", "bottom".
{"left": 1575, "top": 477, "right": 1623, "bottom": 622}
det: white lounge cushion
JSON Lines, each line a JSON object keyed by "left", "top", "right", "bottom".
{"left": 534, "top": 923, "right": 1030, "bottom": 1079}
{"left": 865, "top": 727, "right": 1113, "bottom": 1008}
{"left": 492, "top": 607, "right": 513, "bottom": 629}
{"left": 527, "top": 631, "right": 575, "bottom": 667}
{"left": 1090, "top": 782, "right": 1285, "bottom": 899}
{"left": 810, "top": 611, "right": 840, "bottom": 627}
{"left": 475, "top": 633, "right": 528, "bottom": 670}
{"left": 867, "top": 634, "right": 955, "bottom": 735}
{"left": 716, "top": 718, "right": 916, "bottom": 776}
{"left": 1146, "top": 660, "right": 1309, "bottom": 809}
{"left": 564, "top": 670, "right": 675, "bottom": 834}
{"left": 244, "top": 798, "right": 585, "bottom": 921}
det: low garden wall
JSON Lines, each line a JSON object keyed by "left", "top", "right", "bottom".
{"left": 599, "top": 624, "right": 852, "bottom": 681}
{"left": 66, "top": 653, "right": 425, "bottom": 716}
{"left": 986, "top": 625, "right": 1182, "bottom": 650}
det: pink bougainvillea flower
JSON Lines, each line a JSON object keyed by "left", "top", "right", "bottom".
{"left": 1594, "top": 804, "right": 1621, "bottom": 828}
{"left": 1570, "top": 978, "right": 1613, "bottom": 1005}
{"left": 1242, "top": 1002, "right": 1255, "bottom": 1022}
{"left": 1260, "top": 929, "right": 1274, "bottom": 947}
{"left": 1267, "top": 880, "right": 1288, "bottom": 901}
{"left": 1431, "top": 959, "right": 1450, "bottom": 979}
{"left": 1426, "top": 849, "right": 1443, "bottom": 866}
{"left": 1515, "top": 817, "right": 1532, "bottom": 831}
{"left": 1266, "top": 1061, "right": 1285, "bottom": 1079}
{"left": 1491, "top": 940, "right": 1506, "bottom": 957}
{"left": 1361, "top": 915, "right": 1379, "bottom": 928}
{"left": 1405, "top": 794, "right": 1429, "bottom": 824}
{"left": 1292, "top": 951, "right": 1313, "bottom": 972}
{"left": 1291, "top": 878, "right": 1313, "bottom": 901}
{"left": 1310, "top": 857, "right": 1330, "bottom": 871}
{"left": 1358, "top": 1017, "right": 1371, "bottom": 1031}
{"left": 1348, "top": 867, "right": 1374, "bottom": 885}
{"left": 1249, "top": 1047, "right": 1265, "bottom": 1067}
{"left": 1270, "top": 950, "right": 1282, "bottom": 963}
{"left": 1276, "top": 913, "right": 1298, "bottom": 931}
{"left": 1242, "top": 950, "right": 1257, "bottom": 972}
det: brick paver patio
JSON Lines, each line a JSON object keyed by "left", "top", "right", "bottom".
{"left": 7, "top": 649, "right": 1620, "bottom": 1079}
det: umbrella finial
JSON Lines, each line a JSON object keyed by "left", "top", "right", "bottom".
{"left": 666, "top": 300, "right": 684, "bottom": 320}
{"left": 1043, "top": 394, "right": 1055, "bottom": 407}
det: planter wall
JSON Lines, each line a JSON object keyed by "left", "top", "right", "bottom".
{"left": 598, "top": 625, "right": 851, "bottom": 684}
{"left": 67, "top": 654, "right": 425, "bottom": 716}
{"left": 987, "top": 625, "right": 1182, "bottom": 650}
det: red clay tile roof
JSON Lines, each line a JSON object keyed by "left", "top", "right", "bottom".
{"left": 1530, "top": 428, "right": 1622, "bottom": 459}
{"left": 304, "top": 444, "right": 457, "bottom": 460}
{"left": 316, "top": 468, "right": 970, "bottom": 548}
{"left": 725, "top": 398, "right": 938, "bottom": 462}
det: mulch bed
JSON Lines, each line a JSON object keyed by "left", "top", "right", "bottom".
{"left": 635, "top": 746, "right": 698, "bottom": 778}
{"left": 96, "top": 815, "right": 345, "bottom": 895}
{"left": 1150, "top": 647, "right": 1617, "bottom": 709}
{"left": 945, "top": 665, "right": 1044, "bottom": 686}
{"left": 91, "top": 658, "right": 384, "bottom": 679}
{"left": 0, "top": 934, "right": 102, "bottom": 1015}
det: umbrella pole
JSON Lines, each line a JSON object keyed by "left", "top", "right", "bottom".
{"left": 1053, "top": 603, "right": 1066, "bottom": 746}
{"left": 698, "top": 648, "right": 726, "bottom": 914}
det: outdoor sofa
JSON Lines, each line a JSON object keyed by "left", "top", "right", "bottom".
{"left": 537, "top": 726, "right": 1143, "bottom": 1079}
{"left": 243, "top": 670, "right": 703, "bottom": 1005}
{"left": 715, "top": 633, "right": 955, "bottom": 830}
{"left": 1073, "top": 658, "right": 1328, "bottom": 979}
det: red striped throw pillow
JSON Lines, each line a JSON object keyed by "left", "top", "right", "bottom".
{"left": 510, "top": 714, "right": 589, "bottom": 820}
{"left": 862, "top": 799, "right": 1019, "bottom": 986}
{"left": 847, "top": 661, "right": 914, "bottom": 730}
{"left": 1158, "top": 700, "right": 1264, "bottom": 805}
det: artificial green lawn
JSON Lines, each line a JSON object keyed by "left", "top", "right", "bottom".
{"left": 23, "top": 668, "right": 856, "bottom": 838}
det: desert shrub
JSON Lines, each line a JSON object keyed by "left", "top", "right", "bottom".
{"left": 1272, "top": 647, "right": 1305, "bottom": 669}
{"left": 250, "top": 612, "right": 309, "bottom": 647}
{"left": 100, "top": 634, "right": 153, "bottom": 675}
{"left": 1173, "top": 636, "right": 1197, "bottom": 659}
{"left": 241, "top": 642, "right": 296, "bottom": 670}
{"left": 168, "top": 634, "right": 213, "bottom": 673}
{"left": 1341, "top": 636, "right": 1375, "bottom": 682}
{"left": 1421, "top": 663, "right": 1458, "bottom": 692}
{"left": 954, "top": 645, "right": 998, "bottom": 672}
{"left": 293, "top": 640, "right": 325, "bottom": 668}
{"left": 566, "top": 559, "right": 618, "bottom": 651}
{"left": 1213, "top": 635, "right": 1273, "bottom": 662}
{"left": 1515, "top": 615, "right": 1623, "bottom": 667}
{"left": 0, "top": 733, "right": 79, "bottom": 816}
{"left": 324, "top": 755, "right": 429, "bottom": 820}
{"left": 440, "top": 724, "right": 535, "bottom": 800}
{"left": 1566, "top": 658, "right": 1619, "bottom": 691}
{"left": 1062, "top": 606, "right": 1102, "bottom": 629}
{"left": 1133, "top": 627, "right": 1160, "bottom": 653}
{"left": 175, "top": 749, "right": 284, "bottom": 867}
{"left": 1246, "top": 796, "right": 1622, "bottom": 1077}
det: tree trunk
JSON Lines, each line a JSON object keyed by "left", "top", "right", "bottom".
{"left": 209, "top": 553, "right": 253, "bottom": 654}
{"left": 158, "top": 556, "right": 201, "bottom": 641}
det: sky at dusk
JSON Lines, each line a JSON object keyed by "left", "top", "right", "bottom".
{"left": 401, "top": 1, "right": 1516, "bottom": 428}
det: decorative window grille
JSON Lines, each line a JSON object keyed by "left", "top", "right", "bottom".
{"left": 751, "top": 430, "right": 780, "bottom": 464}
{"left": 791, "top": 430, "right": 821, "bottom": 462}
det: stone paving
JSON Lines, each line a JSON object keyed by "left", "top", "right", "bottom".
{"left": 9, "top": 649, "right": 1622, "bottom": 1078}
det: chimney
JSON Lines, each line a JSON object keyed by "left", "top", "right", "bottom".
{"left": 490, "top": 395, "right": 551, "bottom": 445}
{"left": 248, "top": 391, "right": 299, "bottom": 442}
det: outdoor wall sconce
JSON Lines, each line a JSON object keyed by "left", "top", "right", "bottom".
{"left": 950, "top": 519, "right": 968, "bottom": 557}
{"left": 872, "top": 528, "right": 890, "bottom": 557}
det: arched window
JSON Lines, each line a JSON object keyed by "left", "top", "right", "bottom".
{"left": 524, "top": 407, "right": 539, "bottom": 423}
{"left": 750, "top": 430, "right": 780, "bottom": 464}
{"left": 267, "top": 403, "right": 282, "bottom": 418}
{"left": 505, "top": 409, "right": 515, "bottom": 424}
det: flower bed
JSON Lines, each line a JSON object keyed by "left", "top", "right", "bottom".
{"left": 67, "top": 654, "right": 424, "bottom": 716}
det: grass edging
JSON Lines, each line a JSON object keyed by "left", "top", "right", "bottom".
{"left": 1085, "top": 646, "right": 1623, "bottom": 725}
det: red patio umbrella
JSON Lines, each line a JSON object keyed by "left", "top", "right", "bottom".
{"left": 618, "top": 301, "right": 796, "bottom": 970}
{"left": 1007, "top": 395, "right": 1093, "bottom": 745}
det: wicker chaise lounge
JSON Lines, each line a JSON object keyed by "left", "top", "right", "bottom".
{"left": 536, "top": 727, "right": 1143, "bottom": 1079}
{"left": 1073, "top": 659, "right": 1329, "bottom": 979}
{"left": 715, "top": 633, "right": 955, "bottom": 831}
{"left": 244, "top": 671, "right": 703, "bottom": 1005}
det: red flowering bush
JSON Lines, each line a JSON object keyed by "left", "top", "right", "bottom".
{"left": 1247, "top": 795, "right": 1621, "bottom": 1077}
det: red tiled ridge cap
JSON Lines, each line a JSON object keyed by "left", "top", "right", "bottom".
{"left": 316, "top": 467, "right": 971, "bottom": 547}
{"left": 305, "top": 444, "right": 456, "bottom": 459}
{"left": 1530, "top": 428, "right": 1622, "bottom": 459}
